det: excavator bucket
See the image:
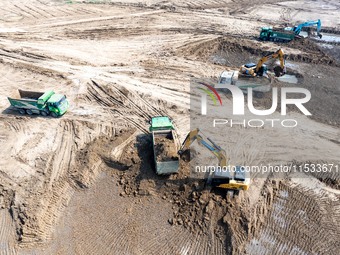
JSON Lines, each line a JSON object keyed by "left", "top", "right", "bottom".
{"left": 273, "top": 66, "right": 284, "bottom": 77}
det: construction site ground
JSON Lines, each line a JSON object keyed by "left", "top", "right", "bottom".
{"left": 0, "top": 0, "right": 339, "bottom": 254}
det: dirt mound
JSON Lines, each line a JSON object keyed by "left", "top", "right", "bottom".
{"left": 287, "top": 38, "right": 335, "bottom": 62}
{"left": 110, "top": 135, "right": 340, "bottom": 254}
{"left": 321, "top": 27, "right": 340, "bottom": 35}
{"left": 73, "top": 130, "right": 137, "bottom": 189}
{"left": 7, "top": 121, "right": 136, "bottom": 246}
{"left": 110, "top": 136, "right": 227, "bottom": 236}
{"left": 108, "top": 136, "right": 280, "bottom": 254}
{"left": 0, "top": 185, "right": 15, "bottom": 209}
{"left": 179, "top": 36, "right": 338, "bottom": 67}
{"left": 179, "top": 37, "right": 221, "bottom": 62}
{"left": 154, "top": 136, "right": 178, "bottom": 161}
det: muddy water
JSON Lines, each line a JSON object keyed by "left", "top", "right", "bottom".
{"left": 277, "top": 74, "right": 298, "bottom": 84}
{"left": 318, "top": 33, "right": 340, "bottom": 43}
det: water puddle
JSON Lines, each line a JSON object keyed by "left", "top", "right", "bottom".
{"left": 277, "top": 74, "right": 298, "bottom": 84}
{"left": 317, "top": 33, "right": 340, "bottom": 43}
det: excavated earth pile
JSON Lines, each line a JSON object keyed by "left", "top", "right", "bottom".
{"left": 154, "top": 136, "right": 178, "bottom": 161}
{"left": 0, "top": 0, "right": 339, "bottom": 254}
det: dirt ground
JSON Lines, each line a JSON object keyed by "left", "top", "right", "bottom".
{"left": 0, "top": 0, "right": 339, "bottom": 254}
{"left": 154, "top": 136, "right": 178, "bottom": 161}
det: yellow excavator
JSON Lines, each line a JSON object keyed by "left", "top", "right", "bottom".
{"left": 178, "top": 129, "right": 250, "bottom": 193}
{"left": 240, "top": 48, "right": 285, "bottom": 77}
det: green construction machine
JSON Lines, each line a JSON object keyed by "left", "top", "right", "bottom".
{"left": 259, "top": 19, "right": 322, "bottom": 42}
{"left": 149, "top": 116, "right": 179, "bottom": 175}
{"left": 259, "top": 27, "right": 296, "bottom": 42}
{"left": 8, "top": 89, "right": 69, "bottom": 117}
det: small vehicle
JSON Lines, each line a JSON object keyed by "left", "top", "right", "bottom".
{"left": 217, "top": 71, "right": 271, "bottom": 98}
{"left": 8, "top": 89, "right": 69, "bottom": 117}
{"left": 150, "top": 116, "right": 179, "bottom": 175}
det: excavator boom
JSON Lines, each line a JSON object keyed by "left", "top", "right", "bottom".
{"left": 255, "top": 48, "right": 285, "bottom": 73}
{"left": 178, "top": 129, "right": 249, "bottom": 192}
{"left": 240, "top": 48, "right": 285, "bottom": 77}
{"left": 178, "top": 128, "right": 228, "bottom": 166}
{"left": 293, "top": 19, "right": 322, "bottom": 38}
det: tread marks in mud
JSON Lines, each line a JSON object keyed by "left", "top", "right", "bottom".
{"left": 12, "top": 4, "right": 38, "bottom": 19}
{"left": 23, "top": 4, "right": 49, "bottom": 19}
{"left": 88, "top": 80, "right": 165, "bottom": 133}
{"left": 49, "top": 120, "right": 76, "bottom": 185}
{"left": 87, "top": 81, "right": 146, "bottom": 132}
{"left": 12, "top": 120, "right": 78, "bottom": 244}
{"left": 0, "top": 210, "right": 17, "bottom": 255}
{"left": 4, "top": 2, "right": 102, "bottom": 22}
{"left": 178, "top": 0, "right": 231, "bottom": 9}
{"left": 13, "top": 119, "right": 119, "bottom": 244}
{"left": 4, "top": 121, "right": 23, "bottom": 133}
{"left": 247, "top": 181, "right": 340, "bottom": 255}
{"left": 30, "top": 4, "right": 57, "bottom": 18}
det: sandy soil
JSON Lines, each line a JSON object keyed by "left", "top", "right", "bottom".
{"left": 0, "top": 0, "right": 339, "bottom": 254}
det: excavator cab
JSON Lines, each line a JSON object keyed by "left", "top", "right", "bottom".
{"left": 241, "top": 63, "right": 267, "bottom": 77}
{"left": 209, "top": 166, "right": 249, "bottom": 191}
{"left": 259, "top": 27, "right": 272, "bottom": 41}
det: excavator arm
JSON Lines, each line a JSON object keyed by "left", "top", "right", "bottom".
{"left": 178, "top": 128, "right": 228, "bottom": 166}
{"left": 178, "top": 128, "right": 200, "bottom": 154}
{"left": 293, "top": 19, "right": 322, "bottom": 38}
{"left": 255, "top": 55, "right": 269, "bottom": 73}
{"left": 255, "top": 48, "right": 285, "bottom": 76}
{"left": 178, "top": 129, "right": 250, "bottom": 192}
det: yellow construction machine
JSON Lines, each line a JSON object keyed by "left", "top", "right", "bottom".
{"left": 240, "top": 48, "right": 285, "bottom": 77}
{"left": 178, "top": 129, "right": 250, "bottom": 193}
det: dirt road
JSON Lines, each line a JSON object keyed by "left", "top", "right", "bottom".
{"left": 0, "top": 0, "right": 339, "bottom": 254}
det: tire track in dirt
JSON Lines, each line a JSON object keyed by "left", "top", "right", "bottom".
{"left": 8, "top": 118, "right": 121, "bottom": 246}
{"left": 23, "top": 5, "right": 49, "bottom": 19}
{"left": 0, "top": 7, "right": 22, "bottom": 18}
{"left": 87, "top": 81, "right": 147, "bottom": 132}
{"left": 165, "top": 0, "right": 233, "bottom": 9}
{"left": 30, "top": 4, "right": 57, "bottom": 17}
{"left": 3, "top": 120, "right": 24, "bottom": 133}
{"left": 87, "top": 80, "right": 166, "bottom": 133}
{"left": 48, "top": 120, "right": 75, "bottom": 187}
{"left": 0, "top": 210, "right": 17, "bottom": 255}
{"left": 54, "top": 6, "right": 80, "bottom": 16}
{"left": 247, "top": 179, "right": 340, "bottom": 255}
{"left": 28, "top": 167, "right": 228, "bottom": 255}
{"left": 2, "top": 1, "right": 107, "bottom": 24}
{"left": 29, "top": 9, "right": 165, "bottom": 29}
{"left": 75, "top": 7, "right": 99, "bottom": 15}
{"left": 13, "top": 5, "right": 39, "bottom": 19}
